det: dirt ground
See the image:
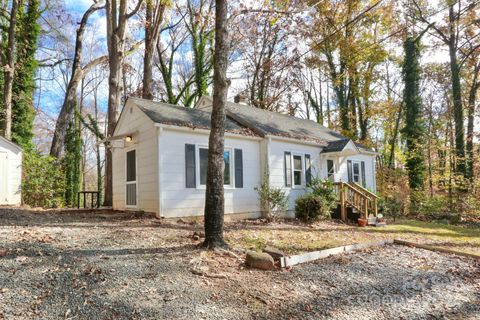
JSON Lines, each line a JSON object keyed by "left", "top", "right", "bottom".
{"left": 0, "top": 208, "right": 479, "bottom": 320}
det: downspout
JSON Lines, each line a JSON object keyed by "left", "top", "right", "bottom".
{"left": 157, "top": 126, "right": 164, "bottom": 218}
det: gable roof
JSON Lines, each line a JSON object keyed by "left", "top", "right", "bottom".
{"left": 198, "top": 96, "right": 362, "bottom": 148}
{"left": 127, "top": 96, "right": 375, "bottom": 153}
{"left": 128, "top": 97, "right": 258, "bottom": 136}
{"left": 323, "top": 139, "right": 351, "bottom": 153}
{"left": 0, "top": 136, "right": 23, "bottom": 152}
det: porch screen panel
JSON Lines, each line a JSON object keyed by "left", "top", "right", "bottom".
{"left": 126, "top": 150, "right": 136, "bottom": 206}
{"left": 284, "top": 152, "right": 292, "bottom": 187}
{"left": 126, "top": 184, "right": 137, "bottom": 206}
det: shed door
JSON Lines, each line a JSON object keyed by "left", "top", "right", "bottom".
{"left": 0, "top": 152, "right": 7, "bottom": 204}
{"left": 126, "top": 150, "right": 137, "bottom": 207}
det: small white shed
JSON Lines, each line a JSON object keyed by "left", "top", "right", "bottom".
{"left": 0, "top": 136, "right": 22, "bottom": 206}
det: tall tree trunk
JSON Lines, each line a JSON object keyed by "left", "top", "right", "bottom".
{"left": 2, "top": 0, "right": 18, "bottom": 140}
{"left": 318, "top": 69, "right": 324, "bottom": 126}
{"left": 104, "top": 0, "right": 142, "bottom": 206}
{"left": 388, "top": 104, "right": 402, "bottom": 169}
{"left": 402, "top": 36, "right": 426, "bottom": 191}
{"left": 93, "top": 80, "right": 103, "bottom": 205}
{"left": 465, "top": 64, "right": 479, "bottom": 180}
{"left": 202, "top": 0, "right": 228, "bottom": 249}
{"left": 447, "top": 5, "right": 465, "bottom": 177}
{"left": 326, "top": 79, "right": 331, "bottom": 128}
{"left": 50, "top": 2, "right": 103, "bottom": 157}
{"left": 142, "top": 0, "right": 166, "bottom": 100}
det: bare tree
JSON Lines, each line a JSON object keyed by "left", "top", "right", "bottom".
{"left": 142, "top": 0, "right": 167, "bottom": 100}
{"left": 202, "top": 0, "right": 228, "bottom": 249}
{"left": 2, "top": 0, "right": 18, "bottom": 139}
{"left": 104, "top": 0, "right": 142, "bottom": 206}
{"left": 50, "top": 1, "right": 104, "bottom": 157}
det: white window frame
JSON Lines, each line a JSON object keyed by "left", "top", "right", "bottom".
{"left": 326, "top": 158, "right": 335, "bottom": 180}
{"left": 351, "top": 160, "right": 362, "bottom": 185}
{"left": 125, "top": 147, "right": 138, "bottom": 208}
{"left": 292, "top": 153, "right": 305, "bottom": 188}
{"left": 196, "top": 145, "right": 234, "bottom": 189}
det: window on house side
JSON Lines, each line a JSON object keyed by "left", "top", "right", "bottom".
{"left": 327, "top": 159, "right": 334, "bottom": 180}
{"left": 293, "top": 155, "right": 302, "bottom": 186}
{"left": 199, "top": 148, "right": 231, "bottom": 186}
{"left": 353, "top": 162, "right": 360, "bottom": 183}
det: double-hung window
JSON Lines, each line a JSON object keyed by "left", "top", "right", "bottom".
{"left": 327, "top": 159, "right": 335, "bottom": 180}
{"left": 198, "top": 147, "right": 232, "bottom": 186}
{"left": 284, "top": 152, "right": 311, "bottom": 188}
{"left": 185, "top": 144, "right": 243, "bottom": 189}
{"left": 347, "top": 160, "right": 366, "bottom": 187}
{"left": 293, "top": 155, "right": 303, "bottom": 186}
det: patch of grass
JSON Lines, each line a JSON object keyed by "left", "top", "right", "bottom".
{"left": 226, "top": 219, "right": 480, "bottom": 255}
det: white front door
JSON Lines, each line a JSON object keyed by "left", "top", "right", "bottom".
{"left": 0, "top": 152, "right": 8, "bottom": 204}
{"left": 126, "top": 149, "right": 137, "bottom": 207}
{"left": 352, "top": 161, "right": 363, "bottom": 186}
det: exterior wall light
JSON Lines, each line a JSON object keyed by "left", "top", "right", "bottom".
{"left": 125, "top": 135, "right": 133, "bottom": 142}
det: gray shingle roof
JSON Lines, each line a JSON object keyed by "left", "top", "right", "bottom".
{"left": 225, "top": 101, "right": 347, "bottom": 146}
{"left": 128, "top": 96, "right": 374, "bottom": 153}
{"left": 129, "top": 97, "right": 257, "bottom": 136}
{"left": 323, "top": 139, "right": 351, "bottom": 153}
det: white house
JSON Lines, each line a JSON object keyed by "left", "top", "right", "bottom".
{"left": 112, "top": 97, "right": 377, "bottom": 219}
{"left": 0, "top": 136, "right": 22, "bottom": 206}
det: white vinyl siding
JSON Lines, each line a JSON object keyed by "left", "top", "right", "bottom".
{"left": 0, "top": 138, "right": 22, "bottom": 205}
{"left": 269, "top": 139, "right": 322, "bottom": 211}
{"left": 112, "top": 101, "right": 159, "bottom": 213}
{"left": 335, "top": 154, "right": 376, "bottom": 192}
{"left": 159, "top": 129, "right": 261, "bottom": 218}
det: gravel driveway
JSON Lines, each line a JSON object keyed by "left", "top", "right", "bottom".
{"left": 0, "top": 209, "right": 479, "bottom": 319}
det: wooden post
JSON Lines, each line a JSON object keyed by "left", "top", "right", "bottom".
{"left": 364, "top": 197, "right": 369, "bottom": 218}
{"left": 77, "top": 193, "right": 80, "bottom": 209}
{"left": 340, "top": 185, "right": 346, "bottom": 222}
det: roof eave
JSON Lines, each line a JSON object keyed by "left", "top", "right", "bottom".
{"left": 154, "top": 123, "right": 262, "bottom": 140}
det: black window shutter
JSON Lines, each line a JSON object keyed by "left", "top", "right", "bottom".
{"left": 361, "top": 161, "right": 366, "bottom": 187}
{"left": 305, "top": 154, "right": 311, "bottom": 186}
{"left": 284, "top": 152, "right": 292, "bottom": 187}
{"left": 234, "top": 149, "right": 243, "bottom": 188}
{"left": 347, "top": 160, "right": 353, "bottom": 182}
{"left": 185, "top": 144, "right": 196, "bottom": 188}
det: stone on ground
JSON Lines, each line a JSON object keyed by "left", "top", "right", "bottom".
{"left": 245, "top": 251, "right": 275, "bottom": 270}
{"left": 262, "top": 246, "right": 285, "bottom": 261}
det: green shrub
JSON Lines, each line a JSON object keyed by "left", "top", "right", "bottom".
{"left": 295, "top": 179, "right": 338, "bottom": 222}
{"left": 23, "top": 151, "right": 65, "bottom": 208}
{"left": 410, "top": 193, "right": 460, "bottom": 222}
{"left": 307, "top": 178, "right": 338, "bottom": 210}
{"left": 295, "top": 193, "right": 327, "bottom": 222}
{"left": 379, "top": 194, "right": 403, "bottom": 221}
{"left": 256, "top": 174, "right": 288, "bottom": 222}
